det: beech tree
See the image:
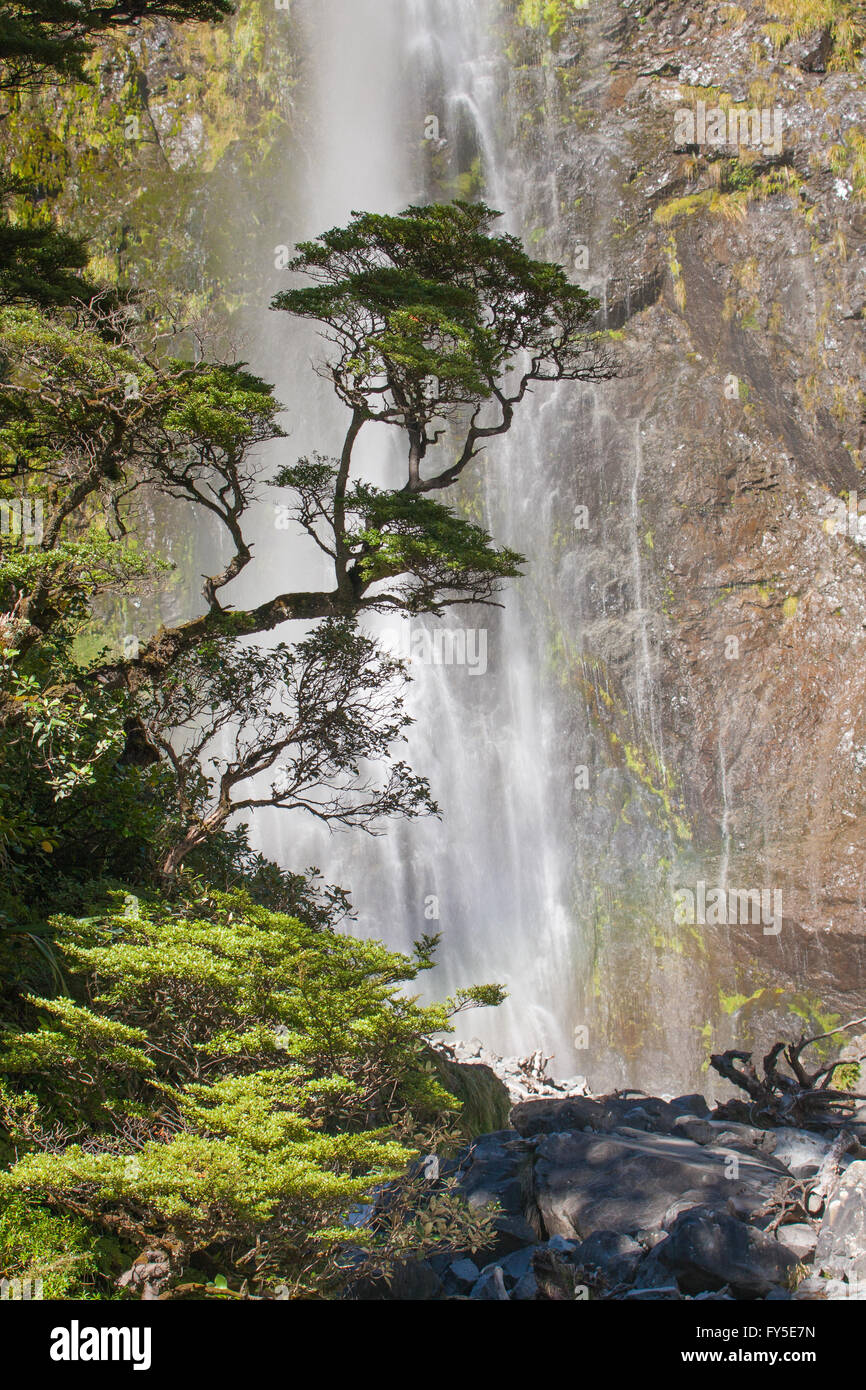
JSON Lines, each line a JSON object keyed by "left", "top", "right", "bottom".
{"left": 144, "top": 621, "right": 436, "bottom": 881}
{"left": 105, "top": 201, "right": 614, "bottom": 680}
{"left": 0, "top": 178, "right": 95, "bottom": 310}
{"left": 1, "top": 202, "right": 613, "bottom": 878}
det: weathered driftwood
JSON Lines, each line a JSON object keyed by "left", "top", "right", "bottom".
{"left": 710, "top": 1016, "right": 866, "bottom": 1128}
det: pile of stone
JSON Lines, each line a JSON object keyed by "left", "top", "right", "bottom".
{"left": 436, "top": 1037, "right": 589, "bottom": 1104}
{"left": 363, "top": 1058, "right": 866, "bottom": 1301}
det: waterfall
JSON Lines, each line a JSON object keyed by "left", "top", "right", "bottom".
{"left": 235, "top": 0, "right": 700, "bottom": 1090}
{"left": 226, "top": 0, "right": 580, "bottom": 1070}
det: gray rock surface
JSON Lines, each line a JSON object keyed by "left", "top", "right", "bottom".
{"left": 532, "top": 1127, "right": 786, "bottom": 1239}
{"left": 657, "top": 1208, "right": 800, "bottom": 1296}
{"left": 814, "top": 1160, "right": 866, "bottom": 1283}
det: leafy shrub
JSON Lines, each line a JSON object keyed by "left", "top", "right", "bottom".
{"left": 0, "top": 889, "right": 504, "bottom": 1296}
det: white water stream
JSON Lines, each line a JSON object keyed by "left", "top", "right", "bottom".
{"left": 234, "top": 0, "right": 660, "bottom": 1079}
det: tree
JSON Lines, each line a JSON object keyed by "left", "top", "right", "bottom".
{"left": 0, "top": 889, "right": 505, "bottom": 1296}
{"left": 273, "top": 201, "right": 612, "bottom": 493}
{"left": 101, "top": 201, "right": 613, "bottom": 680}
{"left": 0, "top": 177, "right": 94, "bottom": 311}
{"left": 0, "top": 298, "right": 284, "bottom": 886}
{"left": 0, "top": 298, "right": 282, "bottom": 664}
{"left": 0, "top": 205, "right": 613, "bottom": 880}
{"left": 144, "top": 620, "right": 436, "bottom": 882}
{"left": 0, "top": 0, "right": 233, "bottom": 91}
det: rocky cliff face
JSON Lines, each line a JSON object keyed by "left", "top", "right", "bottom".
{"left": 476, "top": 0, "right": 866, "bottom": 1091}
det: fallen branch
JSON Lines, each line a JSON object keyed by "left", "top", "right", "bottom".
{"left": 710, "top": 1018, "right": 866, "bottom": 1128}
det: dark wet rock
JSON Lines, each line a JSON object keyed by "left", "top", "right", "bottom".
{"left": 512, "top": 1091, "right": 707, "bottom": 1139}
{"left": 392, "top": 1072, "right": 864, "bottom": 1299}
{"left": 447, "top": 1257, "right": 480, "bottom": 1291}
{"left": 532, "top": 1127, "right": 786, "bottom": 1239}
{"left": 512, "top": 1269, "right": 539, "bottom": 1300}
{"left": 511, "top": 1095, "right": 610, "bottom": 1137}
{"left": 572, "top": 1230, "right": 644, "bottom": 1285}
{"left": 485, "top": 1214, "right": 540, "bottom": 1261}
{"left": 657, "top": 1208, "right": 800, "bottom": 1297}
{"left": 494, "top": 1245, "right": 536, "bottom": 1284}
{"left": 673, "top": 1116, "right": 717, "bottom": 1145}
{"left": 459, "top": 1134, "right": 532, "bottom": 1215}
{"left": 351, "top": 1258, "right": 443, "bottom": 1302}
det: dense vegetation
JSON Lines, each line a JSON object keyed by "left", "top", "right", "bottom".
{"left": 0, "top": 0, "right": 607, "bottom": 1298}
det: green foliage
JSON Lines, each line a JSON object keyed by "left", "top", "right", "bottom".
{"left": 516, "top": 0, "right": 589, "bottom": 41}
{"left": 832, "top": 1060, "right": 861, "bottom": 1092}
{"left": 0, "top": 889, "right": 503, "bottom": 1294}
{"left": 0, "top": 1194, "right": 109, "bottom": 1297}
{"left": 0, "top": 0, "right": 234, "bottom": 90}
{"left": 0, "top": 176, "right": 94, "bottom": 309}
{"left": 0, "top": 14, "right": 524, "bottom": 1304}
{"left": 274, "top": 458, "right": 524, "bottom": 614}
{"left": 763, "top": 0, "right": 865, "bottom": 69}
{"left": 350, "top": 484, "right": 524, "bottom": 602}
{"left": 272, "top": 200, "right": 605, "bottom": 440}
{"left": 829, "top": 130, "right": 866, "bottom": 199}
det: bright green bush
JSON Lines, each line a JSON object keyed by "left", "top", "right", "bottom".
{"left": 0, "top": 889, "right": 504, "bottom": 1296}
{"left": 0, "top": 1195, "right": 109, "bottom": 1299}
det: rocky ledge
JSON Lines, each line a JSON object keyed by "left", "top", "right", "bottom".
{"left": 355, "top": 1043, "right": 866, "bottom": 1301}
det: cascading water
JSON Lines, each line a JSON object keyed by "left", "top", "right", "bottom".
{"left": 238, "top": 0, "right": 698, "bottom": 1089}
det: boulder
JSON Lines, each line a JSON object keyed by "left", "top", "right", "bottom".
{"left": 512, "top": 1269, "right": 538, "bottom": 1300}
{"left": 469, "top": 1266, "right": 509, "bottom": 1300}
{"left": 511, "top": 1095, "right": 609, "bottom": 1136}
{"left": 512, "top": 1092, "right": 702, "bottom": 1138}
{"left": 658, "top": 1209, "right": 800, "bottom": 1297}
{"left": 670, "top": 1094, "right": 711, "bottom": 1119}
{"left": 814, "top": 1160, "right": 866, "bottom": 1283}
{"left": 427, "top": 1050, "right": 511, "bottom": 1137}
{"left": 572, "top": 1230, "right": 644, "bottom": 1286}
{"left": 485, "top": 1213, "right": 539, "bottom": 1259}
{"left": 495, "top": 1246, "right": 535, "bottom": 1283}
{"left": 795, "top": 1275, "right": 866, "bottom": 1301}
{"left": 673, "top": 1116, "right": 717, "bottom": 1145}
{"left": 704, "top": 1120, "right": 769, "bottom": 1150}
{"left": 776, "top": 1224, "right": 818, "bottom": 1261}
{"left": 458, "top": 1130, "right": 539, "bottom": 1258}
{"left": 771, "top": 1129, "right": 833, "bottom": 1178}
{"left": 459, "top": 1134, "right": 531, "bottom": 1216}
{"left": 447, "top": 1258, "right": 479, "bottom": 1291}
{"left": 351, "top": 1257, "right": 443, "bottom": 1301}
{"left": 533, "top": 1128, "right": 785, "bottom": 1240}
